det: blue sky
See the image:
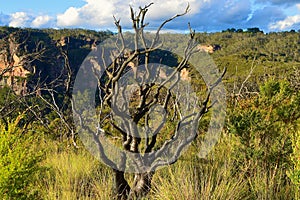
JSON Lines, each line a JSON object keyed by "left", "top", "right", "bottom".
{"left": 0, "top": 0, "right": 299, "bottom": 32}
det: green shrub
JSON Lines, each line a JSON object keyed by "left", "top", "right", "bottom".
{"left": 288, "top": 130, "right": 300, "bottom": 198}
{"left": 227, "top": 79, "right": 300, "bottom": 199}
{"left": 0, "top": 115, "right": 44, "bottom": 199}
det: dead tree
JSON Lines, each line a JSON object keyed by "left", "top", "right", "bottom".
{"left": 72, "top": 3, "right": 226, "bottom": 199}
{"left": 36, "top": 45, "right": 79, "bottom": 146}
{"left": 0, "top": 30, "right": 77, "bottom": 145}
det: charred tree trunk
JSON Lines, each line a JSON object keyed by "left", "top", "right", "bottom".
{"left": 128, "top": 172, "right": 154, "bottom": 199}
{"left": 114, "top": 170, "right": 154, "bottom": 200}
{"left": 114, "top": 170, "right": 131, "bottom": 200}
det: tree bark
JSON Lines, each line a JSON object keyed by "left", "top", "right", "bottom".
{"left": 128, "top": 172, "right": 154, "bottom": 200}
{"left": 114, "top": 170, "right": 131, "bottom": 200}
{"left": 114, "top": 169, "right": 154, "bottom": 200}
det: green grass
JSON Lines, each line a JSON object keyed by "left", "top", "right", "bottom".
{"left": 33, "top": 129, "right": 298, "bottom": 199}
{"left": 36, "top": 144, "right": 113, "bottom": 200}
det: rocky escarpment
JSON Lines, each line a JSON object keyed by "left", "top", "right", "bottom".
{"left": 0, "top": 27, "right": 112, "bottom": 95}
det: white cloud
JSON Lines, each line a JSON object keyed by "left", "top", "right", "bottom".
{"left": 55, "top": 0, "right": 258, "bottom": 32}
{"left": 269, "top": 15, "right": 300, "bottom": 30}
{"left": 4, "top": 0, "right": 296, "bottom": 32}
{"left": 56, "top": 0, "right": 205, "bottom": 28}
{"left": 9, "top": 12, "right": 30, "bottom": 27}
{"left": 57, "top": 7, "right": 81, "bottom": 27}
{"left": 9, "top": 12, "right": 51, "bottom": 28}
{"left": 31, "top": 15, "right": 51, "bottom": 27}
{"left": 56, "top": 0, "right": 121, "bottom": 27}
{"left": 132, "top": 0, "right": 203, "bottom": 19}
{"left": 268, "top": 3, "right": 300, "bottom": 30}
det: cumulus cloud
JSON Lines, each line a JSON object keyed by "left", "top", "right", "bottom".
{"left": 31, "top": 15, "right": 51, "bottom": 27}
{"left": 9, "top": 12, "right": 30, "bottom": 27}
{"left": 56, "top": 0, "right": 205, "bottom": 28}
{"left": 132, "top": 0, "right": 203, "bottom": 19}
{"left": 269, "top": 3, "right": 300, "bottom": 30}
{"left": 269, "top": 15, "right": 300, "bottom": 30}
{"left": 57, "top": 7, "right": 81, "bottom": 27}
{"left": 56, "top": 0, "right": 256, "bottom": 32}
{"left": 57, "top": 0, "right": 126, "bottom": 28}
{"left": 4, "top": 0, "right": 298, "bottom": 32}
{"left": 8, "top": 12, "right": 53, "bottom": 29}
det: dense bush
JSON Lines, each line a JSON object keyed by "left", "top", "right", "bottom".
{"left": 227, "top": 79, "right": 300, "bottom": 198}
{"left": 288, "top": 130, "right": 300, "bottom": 198}
{"left": 0, "top": 115, "right": 44, "bottom": 199}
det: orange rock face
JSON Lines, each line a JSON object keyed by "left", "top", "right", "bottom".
{"left": 0, "top": 54, "right": 30, "bottom": 95}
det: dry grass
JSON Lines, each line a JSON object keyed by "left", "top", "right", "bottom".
{"left": 36, "top": 143, "right": 113, "bottom": 200}
{"left": 34, "top": 131, "right": 297, "bottom": 200}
